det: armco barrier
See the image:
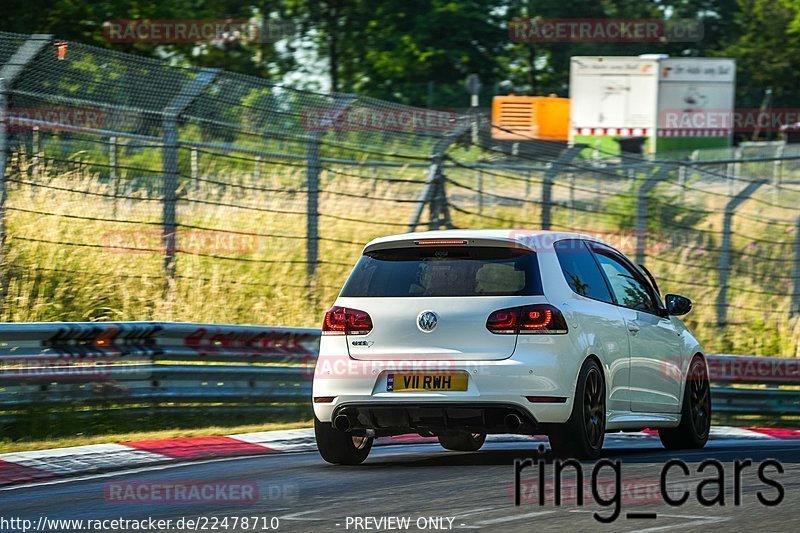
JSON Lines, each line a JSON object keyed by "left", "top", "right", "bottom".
{"left": 0, "top": 322, "right": 797, "bottom": 425}
{"left": 707, "top": 354, "right": 800, "bottom": 425}
{"left": 0, "top": 322, "right": 319, "bottom": 421}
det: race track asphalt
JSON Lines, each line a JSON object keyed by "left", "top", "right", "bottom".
{"left": 2, "top": 434, "right": 799, "bottom": 532}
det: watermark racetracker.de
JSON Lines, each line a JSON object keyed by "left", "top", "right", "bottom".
{"left": 103, "top": 230, "right": 260, "bottom": 256}
{"left": 104, "top": 480, "right": 298, "bottom": 505}
{"left": 658, "top": 108, "right": 800, "bottom": 135}
{"left": 2, "top": 107, "right": 104, "bottom": 132}
{"left": 509, "top": 18, "right": 703, "bottom": 42}
{"left": 301, "top": 107, "right": 458, "bottom": 134}
{"left": 103, "top": 19, "right": 295, "bottom": 44}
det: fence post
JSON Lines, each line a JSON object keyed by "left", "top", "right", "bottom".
{"left": 568, "top": 171, "right": 575, "bottom": 210}
{"left": 524, "top": 169, "right": 530, "bottom": 199}
{"left": 678, "top": 150, "right": 697, "bottom": 203}
{"left": 477, "top": 166, "right": 483, "bottom": 215}
{"left": 716, "top": 180, "right": 766, "bottom": 326}
{"left": 408, "top": 119, "right": 470, "bottom": 232}
{"left": 0, "top": 79, "right": 7, "bottom": 252}
{"left": 306, "top": 132, "right": 321, "bottom": 278}
{"left": 109, "top": 136, "right": 119, "bottom": 216}
{"left": 161, "top": 111, "right": 179, "bottom": 281}
{"left": 31, "top": 126, "right": 40, "bottom": 178}
{"left": 792, "top": 214, "right": 800, "bottom": 318}
{"left": 161, "top": 68, "right": 219, "bottom": 284}
{"left": 109, "top": 136, "right": 117, "bottom": 182}
{"left": 773, "top": 143, "right": 784, "bottom": 203}
{"left": 541, "top": 144, "right": 585, "bottom": 230}
{"left": 190, "top": 147, "right": 199, "bottom": 192}
{"left": 305, "top": 95, "right": 354, "bottom": 280}
{"left": 634, "top": 165, "right": 673, "bottom": 266}
{"left": 726, "top": 146, "right": 742, "bottom": 196}
{"left": 0, "top": 34, "right": 52, "bottom": 255}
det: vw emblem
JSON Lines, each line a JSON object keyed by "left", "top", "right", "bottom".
{"left": 417, "top": 310, "right": 438, "bottom": 332}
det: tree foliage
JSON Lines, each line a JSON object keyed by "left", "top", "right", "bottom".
{"left": 1, "top": 0, "right": 798, "bottom": 107}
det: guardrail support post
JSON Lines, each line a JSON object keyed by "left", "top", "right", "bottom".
{"left": 716, "top": 180, "right": 766, "bottom": 326}
{"left": 161, "top": 68, "right": 219, "bottom": 285}
{"left": 541, "top": 144, "right": 585, "bottom": 230}
{"left": 635, "top": 165, "right": 673, "bottom": 266}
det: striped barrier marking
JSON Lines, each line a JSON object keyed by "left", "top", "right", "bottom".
{"left": 0, "top": 444, "right": 168, "bottom": 475}
{"left": 125, "top": 436, "right": 277, "bottom": 460}
{"left": 0, "top": 427, "right": 796, "bottom": 487}
{"left": 0, "top": 460, "right": 54, "bottom": 485}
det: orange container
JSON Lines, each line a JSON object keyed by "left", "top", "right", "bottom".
{"left": 491, "top": 95, "right": 570, "bottom": 141}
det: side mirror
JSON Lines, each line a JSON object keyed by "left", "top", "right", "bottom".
{"left": 665, "top": 294, "right": 692, "bottom": 316}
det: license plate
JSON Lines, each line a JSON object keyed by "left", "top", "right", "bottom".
{"left": 387, "top": 372, "right": 468, "bottom": 392}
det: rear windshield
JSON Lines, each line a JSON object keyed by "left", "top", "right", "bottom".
{"left": 340, "top": 246, "right": 543, "bottom": 297}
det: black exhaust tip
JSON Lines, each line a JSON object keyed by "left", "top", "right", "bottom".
{"left": 333, "top": 414, "right": 352, "bottom": 432}
{"left": 504, "top": 413, "right": 522, "bottom": 431}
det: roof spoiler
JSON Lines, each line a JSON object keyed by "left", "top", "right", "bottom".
{"left": 363, "top": 236, "right": 535, "bottom": 254}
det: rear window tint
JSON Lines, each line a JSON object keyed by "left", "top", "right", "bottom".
{"left": 340, "top": 246, "right": 543, "bottom": 297}
{"left": 554, "top": 239, "right": 614, "bottom": 303}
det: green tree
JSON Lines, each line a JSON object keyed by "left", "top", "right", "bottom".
{"left": 0, "top": 0, "right": 296, "bottom": 78}
{"left": 720, "top": 0, "right": 800, "bottom": 106}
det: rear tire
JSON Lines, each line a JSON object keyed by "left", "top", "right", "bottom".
{"left": 659, "top": 357, "right": 711, "bottom": 450}
{"left": 314, "top": 416, "right": 373, "bottom": 465}
{"left": 549, "top": 358, "right": 606, "bottom": 459}
{"left": 438, "top": 432, "right": 486, "bottom": 452}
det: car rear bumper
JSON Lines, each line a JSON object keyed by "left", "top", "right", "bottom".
{"left": 330, "top": 402, "right": 539, "bottom": 436}
{"left": 312, "top": 355, "right": 577, "bottom": 428}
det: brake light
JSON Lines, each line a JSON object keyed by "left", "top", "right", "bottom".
{"left": 322, "top": 306, "right": 373, "bottom": 335}
{"left": 414, "top": 239, "right": 468, "bottom": 246}
{"left": 486, "top": 304, "right": 568, "bottom": 334}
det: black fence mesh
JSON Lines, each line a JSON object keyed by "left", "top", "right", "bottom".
{"left": 1, "top": 32, "right": 798, "bottom": 356}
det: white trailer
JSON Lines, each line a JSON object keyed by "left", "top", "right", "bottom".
{"left": 569, "top": 55, "right": 736, "bottom": 153}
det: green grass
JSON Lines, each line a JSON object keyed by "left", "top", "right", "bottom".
{"left": 0, "top": 145, "right": 798, "bottom": 446}
{"left": 2, "top": 146, "right": 798, "bottom": 359}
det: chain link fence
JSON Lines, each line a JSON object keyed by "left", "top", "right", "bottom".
{"left": 0, "top": 32, "right": 798, "bottom": 357}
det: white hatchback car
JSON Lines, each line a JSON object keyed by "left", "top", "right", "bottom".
{"left": 312, "top": 230, "right": 711, "bottom": 464}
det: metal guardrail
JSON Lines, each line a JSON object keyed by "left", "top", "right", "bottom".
{"left": 0, "top": 323, "right": 798, "bottom": 426}
{"left": 0, "top": 322, "right": 318, "bottom": 421}
{"left": 707, "top": 354, "right": 800, "bottom": 425}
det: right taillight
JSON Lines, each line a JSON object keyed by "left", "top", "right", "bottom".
{"left": 486, "top": 304, "right": 568, "bottom": 334}
{"left": 322, "top": 306, "right": 373, "bottom": 336}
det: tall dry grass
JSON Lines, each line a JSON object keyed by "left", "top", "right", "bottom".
{"left": 1, "top": 147, "right": 797, "bottom": 357}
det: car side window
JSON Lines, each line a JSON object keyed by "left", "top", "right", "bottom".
{"left": 553, "top": 239, "right": 614, "bottom": 304}
{"left": 590, "top": 245, "right": 660, "bottom": 315}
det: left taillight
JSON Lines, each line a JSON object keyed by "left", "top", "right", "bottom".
{"left": 486, "top": 304, "right": 568, "bottom": 335}
{"left": 322, "top": 306, "right": 373, "bottom": 336}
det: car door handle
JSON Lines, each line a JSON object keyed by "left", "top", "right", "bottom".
{"left": 627, "top": 324, "right": 641, "bottom": 334}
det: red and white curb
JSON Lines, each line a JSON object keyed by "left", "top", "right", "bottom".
{"left": 0, "top": 427, "right": 796, "bottom": 487}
